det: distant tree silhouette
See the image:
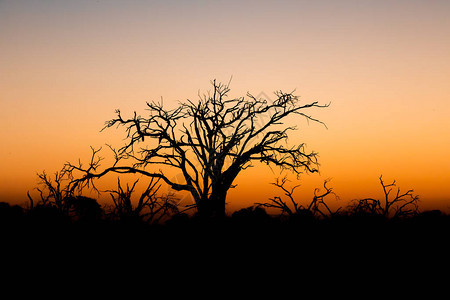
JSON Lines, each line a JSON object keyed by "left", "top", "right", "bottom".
{"left": 257, "top": 176, "right": 340, "bottom": 218}
{"left": 65, "top": 80, "right": 328, "bottom": 218}
{"left": 27, "top": 168, "right": 74, "bottom": 212}
{"left": 105, "top": 177, "right": 178, "bottom": 223}
{"left": 348, "top": 175, "right": 419, "bottom": 219}
{"left": 27, "top": 168, "right": 106, "bottom": 222}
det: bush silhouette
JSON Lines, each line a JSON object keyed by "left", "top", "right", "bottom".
{"left": 66, "top": 196, "right": 103, "bottom": 222}
{"left": 0, "top": 202, "right": 24, "bottom": 224}
{"left": 232, "top": 206, "right": 271, "bottom": 224}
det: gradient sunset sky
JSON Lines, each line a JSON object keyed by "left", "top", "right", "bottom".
{"left": 1, "top": 0, "right": 449, "bottom": 212}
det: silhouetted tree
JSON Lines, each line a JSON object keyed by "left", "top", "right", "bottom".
{"left": 348, "top": 175, "right": 419, "bottom": 219}
{"left": 27, "top": 168, "right": 74, "bottom": 212}
{"left": 105, "top": 177, "right": 178, "bottom": 223}
{"left": 28, "top": 165, "right": 104, "bottom": 223}
{"left": 257, "top": 177, "right": 340, "bottom": 219}
{"left": 65, "top": 80, "right": 328, "bottom": 217}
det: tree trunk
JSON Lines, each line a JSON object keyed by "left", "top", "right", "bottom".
{"left": 197, "top": 191, "right": 227, "bottom": 218}
{"left": 197, "top": 172, "right": 237, "bottom": 218}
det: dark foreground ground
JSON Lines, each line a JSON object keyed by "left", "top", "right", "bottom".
{"left": 2, "top": 203, "right": 449, "bottom": 255}
{"left": 1, "top": 203, "right": 449, "bottom": 294}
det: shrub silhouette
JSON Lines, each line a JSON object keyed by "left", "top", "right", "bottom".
{"left": 66, "top": 196, "right": 103, "bottom": 222}
{"left": 105, "top": 177, "right": 178, "bottom": 224}
{"left": 232, "top": 206, "right": 271, "bottom": 224}
{"left": 0, "top": 202, "right": 24, "bottom": 224}
{"left": 257, "top": 176, "right": 340, "bottom": 219}
{"left": 347, "top": 175, "right": 419, "bottom": 219}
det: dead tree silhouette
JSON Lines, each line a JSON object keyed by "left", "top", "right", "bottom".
{"left": 27, "top": 168, "right": 105, "bottom": 222}
{"left": 257, "top": 176, "right": 340, "bottom": 219}
{"left": 65, "top": 80, "right": 328, "bottom": 218}
{"left": 27, "top": 169, "right": 74, "bottom": 212}
{"left": 348, "top": 175, "right": 419, "bottom": 219}
{"left": 105, "top": 177, "right": 179, "bottom": 223}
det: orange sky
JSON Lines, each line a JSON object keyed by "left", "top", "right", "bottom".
{"left": 1, "top": 0, "right": 449, "bottom": 212}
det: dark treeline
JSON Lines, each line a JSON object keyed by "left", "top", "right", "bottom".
{"left": 2, "top": 193, "right": 449, "bottom": 277}
{"left": 2, "top": 173, "right": 448, "bottom": 240}
{"left": 3, "top": 168, "right": 448, "bottom": 257}
{"left": 6, "top": 169, "right": 446, "bottom": 240}
{"left": 1, "top": 195, "right": 449, "bottom": 243}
